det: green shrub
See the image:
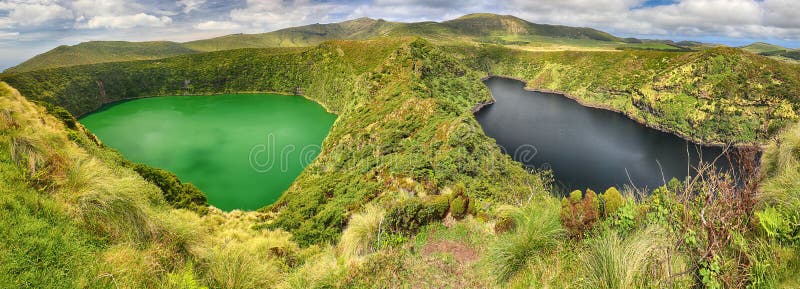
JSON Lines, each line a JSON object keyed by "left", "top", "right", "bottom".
{"left": 385, "top": 197, "right": 448, "bottom": 233}
{"left": 450, "top": 194, "right": 469, "bottom": 219}
{"left": 561, "top": 189, "right": 600, "bottom": 237}
{"left": 602, "top": 187, "right": 624, "bottom": 217}
{"left": 132, "top": 164, "right": 208, "bottom": 214}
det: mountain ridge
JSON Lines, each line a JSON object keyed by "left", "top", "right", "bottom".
{"left": 6, "top": 13, "right": 645, "bottom": 73}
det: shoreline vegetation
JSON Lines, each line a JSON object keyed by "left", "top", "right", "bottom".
{"left": 1, "top": 19, "right": 799, "bottom": 287}
{"left": 75, "top": 90, "right": 329, "bottom": 118}
{"left": 477, "top": 75, "right": 762, "bottom": 148}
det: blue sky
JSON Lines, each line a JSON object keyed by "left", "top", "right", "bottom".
{"left": 0, "top": 0, "right": 799, "bottom": 70}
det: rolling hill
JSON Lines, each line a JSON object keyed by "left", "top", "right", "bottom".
{"left": 741, "top": 42, "right": 790, "bottom": 53}
{"left": 6, "top": 41, "right": 200, "bottom": 73}
{"left": 741, "top": 42, "right": 799, "bottom": 62}
{"left": 6, "top": 13, "right": 679, "bottom": 73}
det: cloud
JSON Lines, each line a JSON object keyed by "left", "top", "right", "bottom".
{"left": 82, "top": 13, "right": 172, "bottom": 29}
{"left": 194, "top": 20, "right": 241, "bottom": 30}
{"left": 178, "top": 0, "right": 206, "bottom": 14}
{"left": 66, "top": 0, "right": 174, "bottom": 30}
{"left": 500, "top": 0, "right": 800, "bottom": 40}
{"left": 0, "top": 1, "right": 71, "bottom": 26}
{"left": 228, "top": 0, "right": 348, "bottom": 31}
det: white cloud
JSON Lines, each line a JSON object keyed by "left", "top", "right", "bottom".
{"left": 178, "top": 0, "right": 205, "bottom": 14}
{"left": 194, "top": 20, "right": 241, "bottom": 30}
{"left": 503, "top": 0, "right": 800, "bottom": 40}
{"left": 228, "top": 0, "right": 348, "bottom": 31}
{"left": 83, "top": 13, "right": 172, "bottom": 29}
{"left": 0, "top": 1, "right": 71, "bottom": 26}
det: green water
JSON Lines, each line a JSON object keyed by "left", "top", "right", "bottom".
{"left": 79, "top": 94, "right": 336, "bottom": 211}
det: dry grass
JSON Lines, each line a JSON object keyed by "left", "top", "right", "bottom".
{"left": 339, "top": 204, "right": 385, "bottom": 259}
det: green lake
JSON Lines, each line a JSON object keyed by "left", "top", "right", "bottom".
{"left": 79, "top": 94, "right": 337, "bottom": 211}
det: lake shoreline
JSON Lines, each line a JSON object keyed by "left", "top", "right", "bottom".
{"left": 477, "top": 75, "right": 763, "bottom": 150}
{"left": 76, "top": 90, "right": 335, "bottom": 118}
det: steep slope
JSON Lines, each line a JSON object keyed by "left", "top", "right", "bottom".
{"left": 6, "top": 41, "right": 199, "bottom": 73}
{"left": 1, "top": 39, "right": 546, "bottom": 246}
{"left": 4, "top": 38, "right": 800, "bottom": 288}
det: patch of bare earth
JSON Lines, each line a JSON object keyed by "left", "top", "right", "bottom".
{"left": 421, "top": 240, "right": 479, "bottom": 264}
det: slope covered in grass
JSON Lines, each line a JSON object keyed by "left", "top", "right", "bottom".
{"left": 6, "top": 41, "right": 199, "bottom": 73}
{"left": 7, "top": 13, "right": 687, "bottom": 73}
{"left": 2, "top": 35, "right": 800, "bottom": 288}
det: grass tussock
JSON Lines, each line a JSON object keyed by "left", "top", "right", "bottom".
{"left": 759, "top": 122, "right": 800, "bottom": 208}
{"left": 488, "top": 198, "right": 564, "bottom": 282}
{"left": 339, "top": 204, "right": 385, "bottom": 259}
{"left": 578, "top": 226, "right": 671, "bottom": 289}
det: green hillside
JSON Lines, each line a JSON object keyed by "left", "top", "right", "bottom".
{"left": 6, "top": 41, "right": 199, "bottom": 73}
{"left": 7, "top": 13, "right": 689, "bottom": 73}
{"left": 741, "top": 42, "right": 799, "bottom": 63}
{"left": 741, "top": 42, "right": 790, "bottom": 53}
{"left": 2, "top": 37, "right": 799, "bottom": 288}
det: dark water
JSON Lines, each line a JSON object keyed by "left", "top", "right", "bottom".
{"left": 80, "top": 94, "right": 336, "bottom": 211}
{"left": 476, "top": 77, "right": 731, "bottom": 192}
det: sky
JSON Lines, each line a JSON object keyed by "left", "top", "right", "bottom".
{"left": 0, "top": 0, "right": 799, "bottom": 70}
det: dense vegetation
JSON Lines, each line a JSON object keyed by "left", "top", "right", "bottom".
{"left": 1, "top": 23, "right": 799, "bottom": 288}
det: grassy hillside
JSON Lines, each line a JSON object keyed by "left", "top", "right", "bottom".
{"left": 2, "top": 37, "right": 800, "bottom": 288}
{"left": 6, "top": 41, "right": 199, "bottom": 73}
{"left": 741, "top": 42, "right": 800, "bottom": 63}
{"left": 742, "top": 42, "right": 787, "bottom": 53}
{"left": 184, "top": 17, "right": 399, "bottom": 51}
{"left": 7, "top": 13, "right": 690, "bottom": 73}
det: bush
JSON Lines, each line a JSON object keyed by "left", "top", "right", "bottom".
{"left": 384, "top": 197, "right": 448, "bottom": 233}
{"left": 602, "top": 187, "right": 624, "bottom": 217}
{"left": 132, "top": 164, "right": 208, "bottom": 214}
{"left": 560, "top": 189, "right": 600, "bottom": 237}
{"left": 450, "top": 191, "right": 469, "bottom": 219}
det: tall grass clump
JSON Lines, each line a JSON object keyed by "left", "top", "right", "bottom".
{"left": 578, "top": 226, "right": 669, "bottom": 289}
{"left": 759, "top": 122, "right": 800, "bottom": 208}
{"left": 200, "top": 239, "right": 285, "bottom": 289}
{"left": 77, "top": 192, "right": 160, "bottom": 244}
{"left": 339, "top": 204, "right": 385, "bottom": 259}
{"left": 488, "top": 199, "right": 564, "bottom": 282}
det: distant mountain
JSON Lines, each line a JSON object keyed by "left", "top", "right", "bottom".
{"left": 17, "top": 13, "right": 785, "bottom": 73}
{"left": 7, "top": 14, "right": 640, "bottom": 73}
{"left": 6, "top": 41, "right": 199, "bottom": 73}
{"left": 183, "top": 17, "right": 400, "bottom": 51}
